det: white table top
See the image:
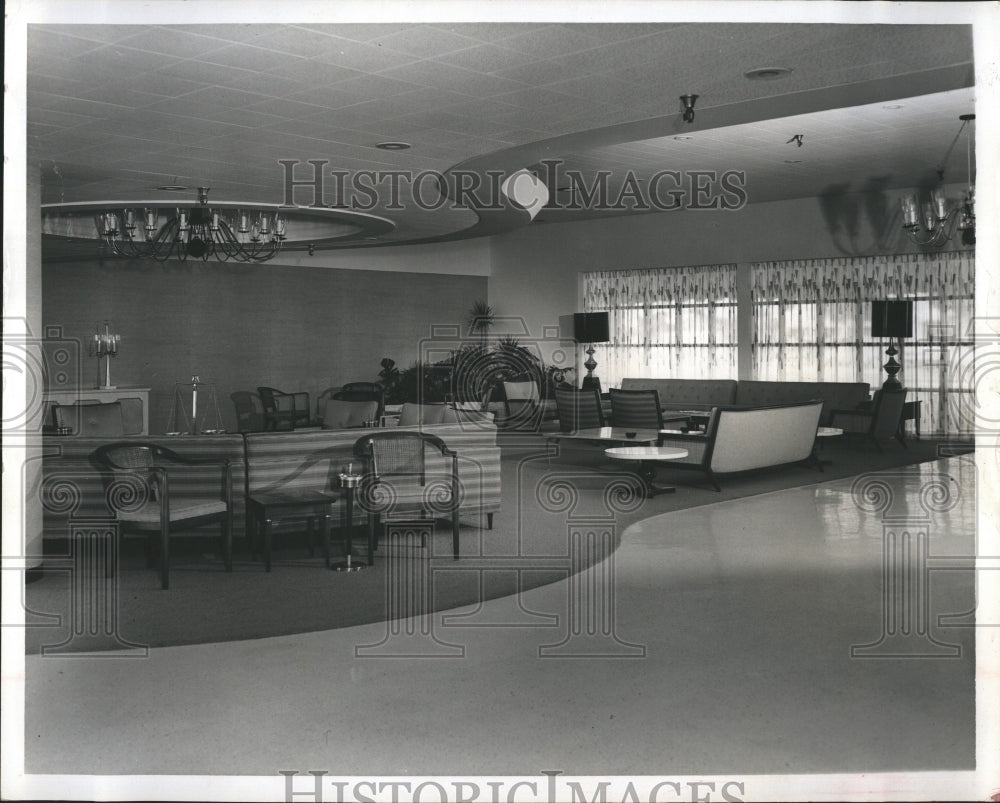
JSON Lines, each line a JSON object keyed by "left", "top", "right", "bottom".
{"left": 550, "top": 427, "right": 661, "bottom": 443}
{"left": 605, "top": 446, "right": 689, "bottom": 462}
{"left": 816, "top": 427, "right": 843, "bottom": 437}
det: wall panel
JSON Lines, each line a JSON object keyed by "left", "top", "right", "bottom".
{"left": 42, "top": 259, "right": 486, "bottom": 434}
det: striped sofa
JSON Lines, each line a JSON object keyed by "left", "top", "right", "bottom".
{"left": 244, "top": 421, "right": 502, "bottom": 530}
{"left": 40, "top": 421, "right": 501, "bottom": 551}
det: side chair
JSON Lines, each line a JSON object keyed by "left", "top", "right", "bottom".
{"left": 90, "top": 443, "right": 233, "bottom": 590}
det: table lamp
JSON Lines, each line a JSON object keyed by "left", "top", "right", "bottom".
{"left": 573, "top": 312, "right": 610, "bottom": 393}
{"left": 871, "top": 300, "right": 913, "bottom": 391}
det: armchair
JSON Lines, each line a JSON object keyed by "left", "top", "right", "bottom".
{"left": 501, "top": 380, "right": 544, "bottom": 430}
{"left": 609, "top": 388, "right": 664, "bottom": 430}
{"left": 230, "top": 391, "right": 267, "bottom": 433}
{"left": 830, "top": 389, "right": 907, "bottom": 450}
{"left": 353, "top": 431, "right": 461, "bottom": 560}
{"left": 553, "top": 387, "right": 605, "bottom": 433}
{"left": 257, "top": 386, "right": 311, "bottom": 430}
{"left": 90, "top": 443, "right": 233, "bottom": 590}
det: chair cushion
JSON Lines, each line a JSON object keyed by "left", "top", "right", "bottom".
{"left": 116, "top": 498, "right": 227, "bottom": 524}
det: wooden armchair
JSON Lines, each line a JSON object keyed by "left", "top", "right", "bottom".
{"left": 257, "top": 386, "right": 311, "bottom": 430}
{"left": 90, "top": 443, "right": 233, "bottom": 589}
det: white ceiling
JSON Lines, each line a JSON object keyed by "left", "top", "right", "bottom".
{"left": 26, "top": 22, "right": 976, "bottom": 250}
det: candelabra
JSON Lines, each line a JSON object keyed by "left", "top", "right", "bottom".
{"left": 93, "top": 321, "right": 120, "bottom": 389}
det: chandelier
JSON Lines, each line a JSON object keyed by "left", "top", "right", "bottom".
{"left": 900, "top": 114, "right": 975, "bottom": 248}
{"left": 95, "top": 187, "right": 287, "bottom": 262}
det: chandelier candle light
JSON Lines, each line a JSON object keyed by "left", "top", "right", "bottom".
{"left": 900, "top": 114, "right": 976, "bottom": 247}
{"left": 94, "top": 321, "right": 120, "bottom": 389}
{"left": 96, "top": 187, "right": 287, "bottom": 263}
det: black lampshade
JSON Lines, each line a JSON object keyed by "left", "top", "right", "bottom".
{"left": 573, "top": 312, "right": 610, "bottom": 343}
{"left": 871, "top": 300, "right": 913, "bottom": 338}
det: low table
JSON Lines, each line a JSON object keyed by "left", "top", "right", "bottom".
{"left": 247, "top": 489, "right": 339, "bottom": 572}
{"left": 548, "top": 426, "right": 662, "bottom": 447}
{"left": 605, "top": 445, "right": 689, "bottom": 496}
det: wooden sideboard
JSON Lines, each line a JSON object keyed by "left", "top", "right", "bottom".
{"left": 44, "top": 387, "right": 151, "bottom": 435}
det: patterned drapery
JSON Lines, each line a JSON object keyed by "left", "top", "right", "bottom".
{"left": 582, "top": 264, "right": 739, "bottom": 385}
{"left": 581, "top": 251, "right": 974, "bottom": 435}
{"left": 751, "top": 251, "right": 974, "bottom": 435}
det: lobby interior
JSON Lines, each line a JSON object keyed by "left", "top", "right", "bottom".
{"left": 4, "top": 6, "right": 999, "bottom": 802}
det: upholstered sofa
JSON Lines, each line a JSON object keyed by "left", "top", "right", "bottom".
{"left": 39, "top": 419, "right": 502, "bottom": 551}
{"left": 656, "top": 400, "right": 825, "bottom": 490}
{"left": 620, "top": 377, "right": 870, "bottom": 426}
{"left": 244, "top": 420, "right": 502, "bottom": 530}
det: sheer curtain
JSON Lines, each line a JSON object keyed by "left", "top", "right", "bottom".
{"left": 582, "top": 264, "right": 738, "bottom": 387}
{"left": 752, "top": 251, "right": 975, "bottom": 434}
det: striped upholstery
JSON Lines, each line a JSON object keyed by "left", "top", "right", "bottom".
{"left": 41, "top": 434, "right": 247, "bottom": 543}
{"left": 244, "top": 423, "right": 502, "bottom": 523}
{"left": 609, "top": 388, "right": 663, "bottom": 429}
{"left": 554, "top": 387, "right": 605, "bottom": 433}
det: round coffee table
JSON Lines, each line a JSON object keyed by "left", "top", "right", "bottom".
{"left": 604, "top": 445, "right": 688, "bottom": 496}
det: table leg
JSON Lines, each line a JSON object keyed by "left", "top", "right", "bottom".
{"left": 332, "top": 485, "right": 365, "bottom": 571}
{"left": 322, "top": 512, "right": 331, "bottom": 568}
{"left": 263, "top": 516, "right": 273, "bottom": 573}
{"left": 639, "top": 461, "right": 675, "bottom": 496}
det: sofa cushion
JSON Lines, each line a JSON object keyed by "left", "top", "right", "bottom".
{"left": 398, "top": 403, "right": 447, "bottom": 426}
{"left": 735, "top": 380, "right": 869, "bottom": 425}
{"left": 321, "top": 399, "right": 379, "bottom": 429}
{"left": 621, "top": 378, "right": 737, "bottom": 409}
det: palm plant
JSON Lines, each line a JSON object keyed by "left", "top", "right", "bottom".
{"left": 467, "top": 299, "right": 495, "bottom": 346}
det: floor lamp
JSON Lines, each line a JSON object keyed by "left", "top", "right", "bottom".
{"left": 574, "top": 312, "right": 610, "bottom": 393}
{"left": 871, "top": 300, "right": 913, "bottom": 391}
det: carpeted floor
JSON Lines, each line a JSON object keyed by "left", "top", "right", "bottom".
{"left": 21, "top": 434, "right": 969, "bottom": 653}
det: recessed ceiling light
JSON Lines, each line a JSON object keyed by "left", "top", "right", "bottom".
{"left": 673, "top": 135, "right": 693, "bottom": 141}
{"left": 784, "top": 159, "right": 803, "bottom": 164}
{"left": 882, "top": 104, "right": 904, "bottom": 110}
{"left": 375, "top": 142, "right": 411, "bottom": 150}
{"left": 744, "top": 67, "right": 793, "bottom": 81}
{"left": 155, "top": 185, "right": 188, "bottom": 191}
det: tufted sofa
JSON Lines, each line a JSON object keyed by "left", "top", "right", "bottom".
{"left": 620, "top": 377, "right": 869, "bottom": 426}
{"left": 40, "top": 420, "right": 501, "bottom": 551}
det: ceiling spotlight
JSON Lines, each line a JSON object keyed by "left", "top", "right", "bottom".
{"left": 155, "top": 185, "right": 189, "bottom": 192}
{"left": 673, "top": 135, "right": 693, "bottom": 141}
{"left": 680, "top": 94, "right": 698, "bottom": 124}
{"left": 375, "top": 142, "right": 411, "bottom": 150}
{"left": 744, "top": 67, "right": 793, "bottom": 81}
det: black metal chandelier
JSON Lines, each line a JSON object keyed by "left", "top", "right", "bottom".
{"left": 95, "top": 187, "right": 287, "bottom": 262}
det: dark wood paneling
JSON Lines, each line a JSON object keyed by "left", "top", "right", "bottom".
{"left": 42, "top": 259, "right": 486, "bottom": 434}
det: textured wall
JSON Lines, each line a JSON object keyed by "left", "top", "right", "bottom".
{"left": 42, "top": 259, "right": 486, "bottom": 434}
